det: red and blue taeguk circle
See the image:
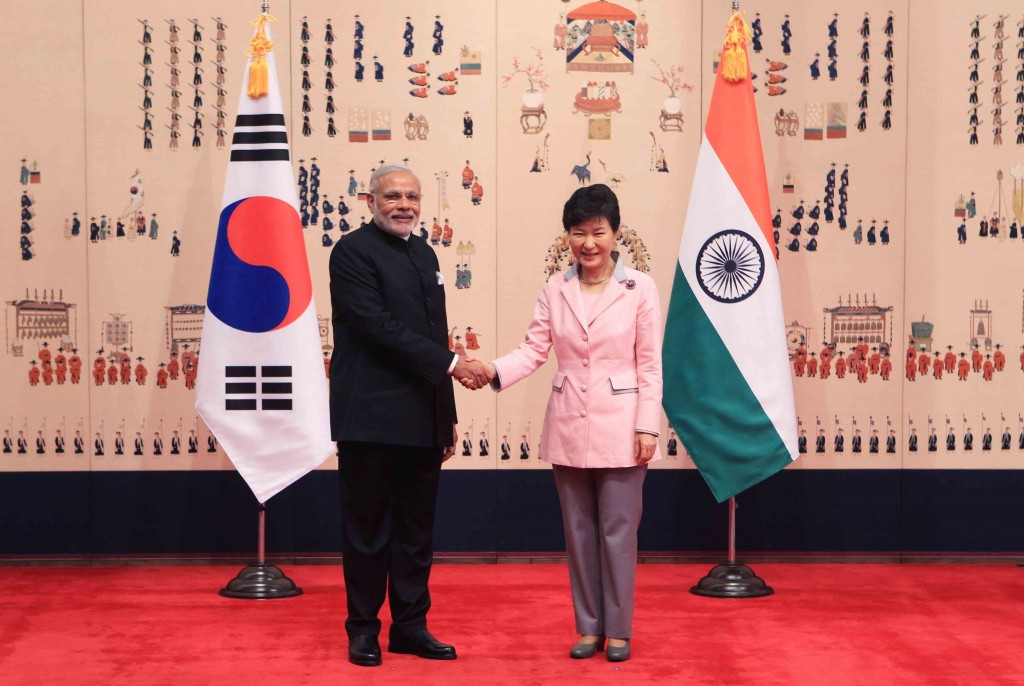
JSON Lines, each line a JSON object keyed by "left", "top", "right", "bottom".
{"left": 207, "top": 196, "right": 312, "bottom": 333}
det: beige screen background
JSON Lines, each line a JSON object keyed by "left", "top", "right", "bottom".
{"left": 2, "top": 1, "right": 1022, "bottom": 478}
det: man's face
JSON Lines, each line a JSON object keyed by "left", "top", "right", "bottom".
{"left": 368, "top": 171, "right": 421, "bottom": 237}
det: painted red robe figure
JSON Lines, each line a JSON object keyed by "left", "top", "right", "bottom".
{"left": 793, "top": 345, "right": 807, "bottom": 376}
{"left": 28, "top": 361, "right": 40, "bottom": 386}
{"left": 856, "top": 358, "right": 869, "bottom": 383}
{"left": 430, "top": 221, "right": 442, "bottom": 244}
{"left": 441, "top": 222, "right": 453, "bottom": 246}
{"left": 983, "top": 356, "right": 995, "bottom": 381}
{"left": 806, "top": 354, "right": 818, "bottom": 377}
{"left": 107, "top": 364, "right": 119, "bottom": 385}
{"left": 167, "top": 354, "right": 180, "bottom": 380}
{"left": 461, "top": 161, "right": 474, "bottom": 188}
{"left": 971, "top": 346, "right": 983, "bottom": 372}
{"left": 41, "top": 363, "right": 54, "bottom": 385}
{"left": 1020, "top": 346, "right": 1024, "bottom": 371}
{"left": 856, "top": 340, "right": 869, "bottom": 361}
{"left": 993, "top": 345, "right": 1006, "bottom": 371}
{"left": 835, "top": 355, "right": 847, "bottom": 378}
{"left": 819, "top": 358, "right": 830, "bottom": 379}
{"left": 819, "top": 344, "right": 833, "bottom": 366}
{"left": 184, "top": 360, "right": 197, "bottom": 390}
{"left": 933, "top": 355, "right": 943, "bottom": 379}
{"left": 156, "top": 364, "right": 168, "bottom": 388}
{"left": 906, "top": 341, "right": 917, "bottom": 363}
{"left": 55, "top": 352, "right": 67, "bottom": 384}
{"left": 135, "top": 358, "right": 147, "bottom": 385}
{"left": 68, "top": 351, "right": 82, "bottom": 384}
{"left": 879, "top": 355, "right": 892, "bottom": 380}
{"left": 869, "top": 350, "right": 881, "bottom": 374}
{"left": 38, "top": 345, "right": 52, "bottom": 367}
{"left": 465, "top": 327, "right": 480, "bottom": 350}
{"left": 917, "top": 350, "right": 930, "bottom": 375}
{"left": 119, "top": 357, "right": 132, "bottom": 385}
{"left": 93, "top": 353, "right": 107, "bottom": 385}
{"left": 906, "top": 357, "right": 917, "bottom": 380}
{"left": 323, "top": 352, "right": 330, "bottom": 379}
{"left": 943, "top": 348, "right": 956, "bottom": 373}
{"left": 958, "top": 355, "right": 971, "bottom": 380}
{"left": 470, "top": 178, "right": 483, "bottom": 205}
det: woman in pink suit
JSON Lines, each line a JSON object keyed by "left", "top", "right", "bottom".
{"left": 475, "top": 185, "right": 662, "bottom": 662}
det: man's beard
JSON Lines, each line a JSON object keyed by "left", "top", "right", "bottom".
{"left": 374, "top": 206, "right": 416, "bottom": 237}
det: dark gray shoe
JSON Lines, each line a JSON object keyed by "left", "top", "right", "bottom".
{"left": 569, "top": 636, "right": 605, "bottom": 659}
{"left": 606, "top": 639, "right": 631, "bottom": 662}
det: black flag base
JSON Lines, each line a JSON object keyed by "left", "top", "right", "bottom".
{"left": 219, "top": 563, "right": 304, "bottom": 599}
{"left": 689, "top": 562, "right": 774, "bottom": 598}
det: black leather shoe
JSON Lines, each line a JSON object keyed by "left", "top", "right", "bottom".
{"left": 348, "top": 634, "right": 382, "bottom": 667}
{"left": 388, "top": 628, "right": 457, "bottom": 660}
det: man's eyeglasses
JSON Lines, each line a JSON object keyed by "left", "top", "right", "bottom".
{"left": 377, "top": 191, "right": 422, "bottom": 204}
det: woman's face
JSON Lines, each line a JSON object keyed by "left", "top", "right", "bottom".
{"left": 568, "top": 216, "right": 617, "bottom": 274}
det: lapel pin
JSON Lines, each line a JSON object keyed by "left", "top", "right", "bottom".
{"left": 625, "top": 279, "right": 636, "bottom": 290}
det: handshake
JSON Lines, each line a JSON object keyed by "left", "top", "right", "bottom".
{"left": 452, "top": 355, "right": 496, "bottom": 390}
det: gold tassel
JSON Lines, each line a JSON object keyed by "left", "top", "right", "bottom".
{"left": 246, "top": 13, "right": 276, "bottom": 98}
{"left": 721, "top": 10, "right": 751, "bottom": 83}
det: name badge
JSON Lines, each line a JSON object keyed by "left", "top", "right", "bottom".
{"left": 436, "top": 271, "right": 444, "bottom": 285}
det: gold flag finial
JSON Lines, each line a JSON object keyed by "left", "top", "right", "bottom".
{"left": 246, "top": 13, "right": 276, "bottom": 97}
{"left": 721, "top": 10, "right": 751, "bottom": 83}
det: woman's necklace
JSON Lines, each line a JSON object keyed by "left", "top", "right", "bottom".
{"left": 579, "top": 273, "right": 611, "bottom": 285}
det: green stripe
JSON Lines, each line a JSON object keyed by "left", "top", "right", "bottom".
{"left": 662, "top": 262, "right": 792, "bottom": 502}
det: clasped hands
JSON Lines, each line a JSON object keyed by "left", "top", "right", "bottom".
{"left": 453, "top": 354, "right": 495, "bottom": 390}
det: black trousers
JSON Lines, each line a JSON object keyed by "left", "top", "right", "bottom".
{"left": 338, "top": 441, "right": 442, "bottom": 638}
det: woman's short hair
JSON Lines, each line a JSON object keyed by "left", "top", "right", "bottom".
{"left": 562, "top": 184, "right": 620, "bottom": 232}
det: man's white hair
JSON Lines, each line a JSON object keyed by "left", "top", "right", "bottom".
{"left": 368, "top": 163, "right": 419, "bottom": 194}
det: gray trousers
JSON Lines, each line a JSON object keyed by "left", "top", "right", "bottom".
{"left": 552, "top": 464, "right": 647, "bottom": 639}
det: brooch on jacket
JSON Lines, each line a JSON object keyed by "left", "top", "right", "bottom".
{"left": 625, "top": 279, "right": 636, "bottom": 290}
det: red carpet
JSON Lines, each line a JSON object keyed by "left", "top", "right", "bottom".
{"left": 1, "top": 563, "right": 1023, "bottom": 685}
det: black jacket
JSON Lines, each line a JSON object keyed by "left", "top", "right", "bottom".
{"left": 329, "top": 221, "right": 456, "bottom": 447}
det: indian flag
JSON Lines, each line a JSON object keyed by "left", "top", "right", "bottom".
{"left": 662, "top": 12, "right": 798, "bottom": 503}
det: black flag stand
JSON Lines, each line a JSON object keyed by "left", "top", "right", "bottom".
{"left": 690, "top": 497, "right": 773, "bottom": 598}
{"left": 220, "top": 503, "right": 303, "bottom": 599}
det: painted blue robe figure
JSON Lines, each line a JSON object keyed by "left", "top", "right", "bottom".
{"left": 71, "top": 214, "right": 81, "bottom": 236}
{"left": 171, "top": 232, "right": 181, "bottom": 256}
{"left": 828, "top": 59, "right": 838, "bottom": 80}
{"left": 354, "top": 18, "right": 363, "bottom": 40}
{"left": 828, "top": 15, "right": 838, "bottom": 38}
{"left": 348, "top": 172, "right": 358, "bottom": 196}
{"left": 355, "top": 61, "right": 365, "bottom": 82}
{"left": 374, "top": 59, "right": 384, "bottom": 82}
{"left": 20, "top": 161, "right": 30, "bottom": 185}
{"left": 149, "top": 216, "right": 159, "bottom": 239}
{"left": 810, "top": 56, "right": 820, "bottom": 80}
{"left": 354, "top": 38, "right": 363, "bottom": 60}
{"left": 432, "top": 18, "right": 444, "bottom": 55}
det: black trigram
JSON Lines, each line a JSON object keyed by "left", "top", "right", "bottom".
{"left": 229, "top": 113, "right": 290, "bottom": 162}
{"left": 224, "top": 365, "right": 293, "bottom": 410}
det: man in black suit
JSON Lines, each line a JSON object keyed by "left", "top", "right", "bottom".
{"left": 329, "top": 164, "right": 487, "bottom": 668}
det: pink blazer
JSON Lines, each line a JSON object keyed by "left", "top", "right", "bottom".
{"left": 492, "top": 258, "right": 663, "bottom": 468}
